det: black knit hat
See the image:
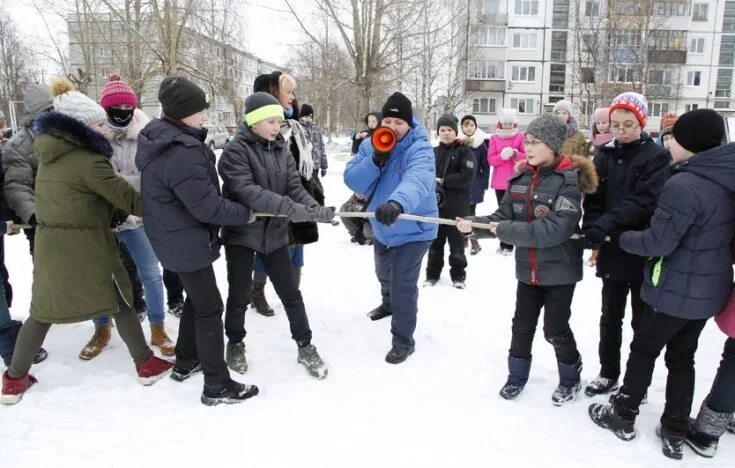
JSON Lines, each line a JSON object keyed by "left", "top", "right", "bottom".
{"left": 301, "top": 104, "right": 314, "bottom": 118}
{"left": 158, "top": 76, "right": 209, "bottom": 120}
{"left": 244, "top": 92, "right": 284, "bottom": 127}
{"left": 381, "top": 92, "right": 413, "bottom": 126}
{"left": 672, "top": 109, "right": 725, "bottom": 154}
{"left": 461, "top": 114, "right": 477, "bottom": 126}
{"left": 436, "top": 114, "right": 458, "bottom": 135}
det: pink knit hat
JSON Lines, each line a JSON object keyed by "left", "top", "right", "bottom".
{"left": 100, "top": 74, "right": 137, "bottom": 110}
{"left": 593, "top": 107, "right": 610, "bottom": 124}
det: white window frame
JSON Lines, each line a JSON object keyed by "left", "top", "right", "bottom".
{"left": 650, "top": 69, "right": 673, "bottom": 85}
{"left": 514, "top": 0, "right": 539, "bottom": 16}
{"left": 609, "top": 65, "right": 636, "bottom": 83}
{"left": 470, "top": 26, "right": 507, "bottom": 46}
{"left": 687, "top": 70, "right": 703, "bottom": 86}
{"left": 692, "top": 2, "right": 709, "bottom": 21}
{"left": 585, "top": 0, "right": 601, "bottom": 17}
{"left": 511, "top": 65, "right": 536, "bottom": 82}
{"left": 480, "top": 0, "right": 501, "bottom": 15}
{"left": 510, "top": 98, "right": 535, "bottom": 114}
{"left": 689, "top": 37, "right": 705, "bottom": 54}
{"left": 472, "top": 98, "right": 497, "bottom": 114}
{"left": 649, "top": 102, "right": 670, "bottom": 117}
{"left": 512, "top": 31, "right": 537, "bottom": 50}
{"left": 468, "top": 60, "right": 506, "bottom": 80}
{"left": 685, "top": 103, "right": 700, "bottom": 112}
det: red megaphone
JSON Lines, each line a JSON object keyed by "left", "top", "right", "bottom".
{"left": 371, "top": 126, "right": 397, "bottom": 154}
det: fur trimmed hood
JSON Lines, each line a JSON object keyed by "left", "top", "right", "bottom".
{"left": 33, "top": 111, "right": 113, "bottom": 163}
{"left": 516, "top": 154, "right": 598, "bottom": 194}
{"left": 123, "top": 109, "right": 150, "bottom": 140}
{"left": 460, "top": 128, "right": 490, "bottom": 149}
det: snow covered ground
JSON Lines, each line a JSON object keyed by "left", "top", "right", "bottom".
{"left": 2, "top": 139, "right": 734, "bottom": 467}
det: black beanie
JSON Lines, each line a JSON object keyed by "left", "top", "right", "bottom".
{"left": 301, "top": 104, "right": 314, "bottom": 118}
{"left": 244, "top": 92, "right": 284, "bottom": 127}
{"left": 672, "top": 109, "right": 725, "bottom": 153}
{"left": 436, "top": 114, "right": 458, "bottom": 135}
{"left": 381, "top": 92, "right": 413, "bottom": 126}
{"left": 158, "top": 76, "right": 209, "bottom": 120}
{"left": 461, "top": 114, "right": 477, "bottom": 126}
{"left": 253, "top": 71, "right": 282, "bottom": 94}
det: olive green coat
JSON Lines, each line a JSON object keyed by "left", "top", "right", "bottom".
{"left": 561, "top": 130, "right": 589, "bottom": 158}
{"left": 30, "top": 112, "right": 141, "bottom": 324}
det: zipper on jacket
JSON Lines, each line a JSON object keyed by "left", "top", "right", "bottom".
{"left": 527, "top": 170, "right": 541, "bottom": 286}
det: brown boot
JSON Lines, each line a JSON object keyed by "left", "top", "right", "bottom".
{"left": 79, "top": 322, "right": 112, "bottom": 360}
{"left": 150, "top": 323, "right": 175, "bottom": 356}
{"left": 251, "top": 271, "right": 274, "bottom": 317}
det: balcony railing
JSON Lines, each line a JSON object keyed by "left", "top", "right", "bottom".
{"left": 648, "top": 49, "right": 687, "bottom": 64}
{"left": 478, "top": 13, "right": 508, "bottom": 25}
{"left": 465, "top": 79, "right": 506, "bottom": 92}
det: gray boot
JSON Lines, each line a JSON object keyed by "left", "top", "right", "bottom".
{"left": 226, "top": 341, "right": 248, "bottom": 374}
{"left": 685, "top": 401, "right": 734, "bottom": 458}
{"left": 297, "top": 344, "right": 327, "bottom": 379}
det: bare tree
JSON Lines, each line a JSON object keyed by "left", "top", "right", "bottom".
{"left": 0, "top": 5, "right": 39, "bottom": 114}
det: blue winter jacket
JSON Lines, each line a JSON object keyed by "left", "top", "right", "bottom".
{"left": 344, "top": 119, "right": 438, "bottom": 247}
{"left": 619, "top": 143, "right": 735, "bottom": 320}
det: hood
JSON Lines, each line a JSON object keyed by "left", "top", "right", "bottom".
{"left": 460, "top": 128, "right": 490, "bottom": 149}
{"left": 32, "top": 112, "right": 113, "bottom": 164}
{"left": 235, "top": 123, "right": 286, "bottom": 149}
{"left": 21, "top": 83, "right": 54, "bottom": 127}
{"left": 114, "top": 108, "right": 150, "bottom": 141}
{"left": 517, "top": 154, "right": 598, "bottom": 194}
{"left": 136, "top": 118, "right": 207, "bottom": 172}
{"left": 676, "top": 143, "right": 735, "bottom": 193}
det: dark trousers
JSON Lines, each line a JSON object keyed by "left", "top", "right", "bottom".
{"left": 224, "top": 245, "right": 312, "bottom": 346}
{"left": 163, "top": 269, "right": 184, "bottom": 307}
{"left": 598, "top": 279, "right": 645, "bottom": 380}
{"left": 0, "top": 237, "right": 12, "bottom": 308}
{"left": 495, "top": 190, "right": 512, "bottom": 250}
{"left": 119, "top": 241, "right": 145, "bottom": 312}
{"left": 426, "top": 224, "right": 467, "bottom": 281}
{"left": 343, "top": 216, "right": 373, "bottom": 240}
{"left": 509, "top": 281, "right": 580, "bottom": 365}
{"left": 24, "top": 228, "right": 35, "bottom": 257}
{"left": 617, "top": 305, "right": 708, "bottom": 432}
{"left": 374, "top": 240, "right": 432, "bottom": 349}
{"left": 175, "top": 265, "right": 231, "bottom": 387}
{"left": 704, "top": 337, "right": 735, "bottom": 413}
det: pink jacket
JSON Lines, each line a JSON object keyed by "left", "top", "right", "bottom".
{"left": 488, "top": 131, "right": 526, "bottom": 190}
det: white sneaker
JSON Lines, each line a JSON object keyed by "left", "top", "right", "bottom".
{"left": 452, "top": 280, "right": 466, "bottom": 289}
{"left": 423, "top": 279, "right": 438, "bottom": 287}
{"left": 496, "top": 247, "right": 513, "bottom": 256}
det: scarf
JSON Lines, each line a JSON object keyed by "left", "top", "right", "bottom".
{"left": 495, "top": 127, "right": 519, "bottom": 139}
{"left": 566, "top": 117, "right": 579, "bottom": 137}
{"left": 281, "top": 119, "right": 313, "bottom": 180}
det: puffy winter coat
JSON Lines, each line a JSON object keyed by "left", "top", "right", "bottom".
{"left": 30, "top": 112, "right": 140, "bottom": 324}
{"left": 218, "top": 124, "right": 321, "bottom": 254}
{"left": 473, "top": 155, "right": 598, "bottom": 286}
{"left": 434, "top": 141, "right": 475, "bottom": 218}
{"left": 462, "top": 130, "right": 490, "bottom": 205}
{"left": 560, "top": 118, "right": 589, "bottom": 158}
{"left": 488, "top": 130, "right": 526, "bottom": 190}
{"left": 110, "top": 109, "right": 150, "bottom": 231}
{"left": 136, "top": 118, "right": 252, "bottom": 273}
{"left": 620, "top": 144, "right": 735, "bottom": 320}
{"left": 302, "top": 121, "right": 328, "bottom": 172}
{"left": 351, "top": 128, "right": 375, "bottom": 155}
{"left": 344, "top": 119, "right": 438, "bottom": 247}
{"left": 582, "top": 135, "right": 671, "bottom": 281}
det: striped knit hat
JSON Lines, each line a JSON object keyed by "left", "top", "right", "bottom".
{"left": 609, "top": 92, "right": 648, "bottom": 128}
{"left": 100, "top": 74, "right": 137, "bottom": 110}
{"left": 244, "top": 92, "right": 284, "bottom": 126}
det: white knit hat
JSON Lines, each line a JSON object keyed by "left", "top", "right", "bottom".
{"left": 50, "top": 77, "right": 107, "bottom": 127}
{"left": 553, "top": 99, "right": 575, "bottom": 117}
{"left": 498, "top": 108, "right": 518, "bottom": 124}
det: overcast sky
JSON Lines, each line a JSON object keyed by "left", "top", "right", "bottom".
{"left": 6, "top": 0, "right": 317, "bottom": 72}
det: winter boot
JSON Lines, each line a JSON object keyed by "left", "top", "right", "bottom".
{"left": 0, "top": 320, "right": 22, "bottom": 366}
{"left": 552, "top": 357, "right": 582, "bottom": 406}
{"left": 168, "top": 300, "right": 184, "bottom": 319}
{"left": 367, "top": 304, "right": 392, "bottom": 321}
{"left": 496, "top": 246, "right": 513, "bottom": 256}
{"left": 150, "top": 323, "right": 175, "bottom": 356}
{"left": 201, "top": 378, "right": 259, "bottom": 406}
{"left": 250, "top": 271, "right": 274, "bottom": 317}
{"left": 470, "top": 238, "right": 482, "bottom": 255}
{"left": 385, "top": 345, "right": 415, "bottom": 365}
{"left": 423, "top": 278, "right": 438, "bottom": 287}
{"left": 135, "top": 352, "right": 173, "bottom": 385}
{"left": 33, "top": 348, "right": 48, "bottom": 365}
{"left": 79, "top": 322, "right": 112, "bottom": 360}
{"left": 656, "top": 425, "right": 686, "bottom": 460}
{"left": 585, "top": 374, "right": 619, "bottom": 397}
{"left": 226, "top": 341, "right": 248, "bottom": 374}
{"left": 452, "top": 280, "right": 466, "bottom": 289}
{"left": 0, "top": 371, "right": 37, "bottom": 405}
{"left": 171, "top": 362, "right": 202, "bottom": 382}
{"left": 298, "top": 344, "right": 328, "bottom": 378}
{"left": 499, "top": 356, "right": 531, "bottom": 400}
{"left": 728, "top": 414, "right": 735, "bottom": 434}
{"left": 685, "top": 402, "right": 734, "bottom": 458}
{"left": 588, "top": 400, "right": 637, "bottom": 441}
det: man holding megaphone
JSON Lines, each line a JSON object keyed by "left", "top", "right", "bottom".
{"left": 344, "top": 92, "right": 438, "bottom": 365}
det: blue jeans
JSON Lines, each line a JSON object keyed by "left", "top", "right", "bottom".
{"left": 254, "top": 246, "right": 304, "bottom": 272}
{"left": 95, "top": 228, "right": 165, "bottom": 326}
{"left": 374, "top": 240, "right": 432, "bottom": 349}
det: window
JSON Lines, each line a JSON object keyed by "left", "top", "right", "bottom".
{"left": 650, "top": 30, "right": 687, "bottom": 50}
{"left": 97, "top": 48, "right": 111, "bottom": 58}
{"left": 653, "top": 1, "right": 690, "bottom": 16}
{"left": 611, "top": 29, "right": 640, "bottom": 48}
{"left": 689, "top": 37, "right": 705, "bottom": 54}
{"left": 470, "top": 26, "right": 506, "bottom": 46}
{"left": 609, "top": 65, "right": 637, "bottom": 82}
{"left": 615, "top": 0, "right": 640, "bottom": 15}
{"left": 585, "top": 1, "right": 600, "bottom": 16}
{"left": 511, "top": 98, "right": 535, "bottom": 114}
{"left": 515, "top": 0, "right": 539, "bottom": 15}
{"left": 715, "top": 101, "right": 731, "bottom": 109}
{"left": 469, "top": 60, "right": 505, "bottom": 79}
{"left": 725, "top": 1, "right": 735, "bottom": 32}
{"left": 552, "top": 0, "right": 569, "bottom": 28}
{"left": 720, "top": 36, "right": 735, "bottom": 65}
{"left": 650, "top": 69, "right": 673, "bottom": 85}
{"left": 649, "top": 102, "right": 670, "bottom": 117}
{"left": 473, "top": 98, "right": 497, "bottom": 114}
{"left": 512, "top": 65, "right": 536, "bottom": 82}
{"left": 550, "top": 64, "right": 566, "bottom": 92}
{"left": 581, "top": 67, "right": 595, "bottom": 84}
{"left": 480, "top": 0, "right": 501, "bottom": 14}
{"left": 692, "top": 3, "right": 709, "bottom": 21}
{"left": 716, "top": 68, "right": 733, "bottom": 97}
{"left": 551, "top": 31, "right": 568, "bottom": 60}
{"left": 685, "top": 104, "right": 700, "bottom": 112}
{"left": 512, "top": 32, "right": 537, "bottom": 49}
{"left": 687, "top": 71, "right": 702, "bottom": 86}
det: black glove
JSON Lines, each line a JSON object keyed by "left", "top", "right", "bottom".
{"left": 582, "top": 225, "right": 607, "bottom": 249}
{"left": 372, "top": 150, "right": 390, "bottom": 168}
{"left": 375, "top": 201, "right": 402, "bottom": 226}
{"left": 280, "top": 197, "right": 312, "bottom": 223}
{"left": 310, "top": 206, "right": 336, "bottom": 223}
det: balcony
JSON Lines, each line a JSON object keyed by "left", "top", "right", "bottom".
{"left": 645, "top": 85, "right": 676, "bottom": 98}
{"left": 478, "top": 13, "right": 508, "bottom": 25}
{"left": 465, "top": 79, "right": 506, "bottom": 92}
{"left": 648, "top": 49, "right": 687, "bottom": 64}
